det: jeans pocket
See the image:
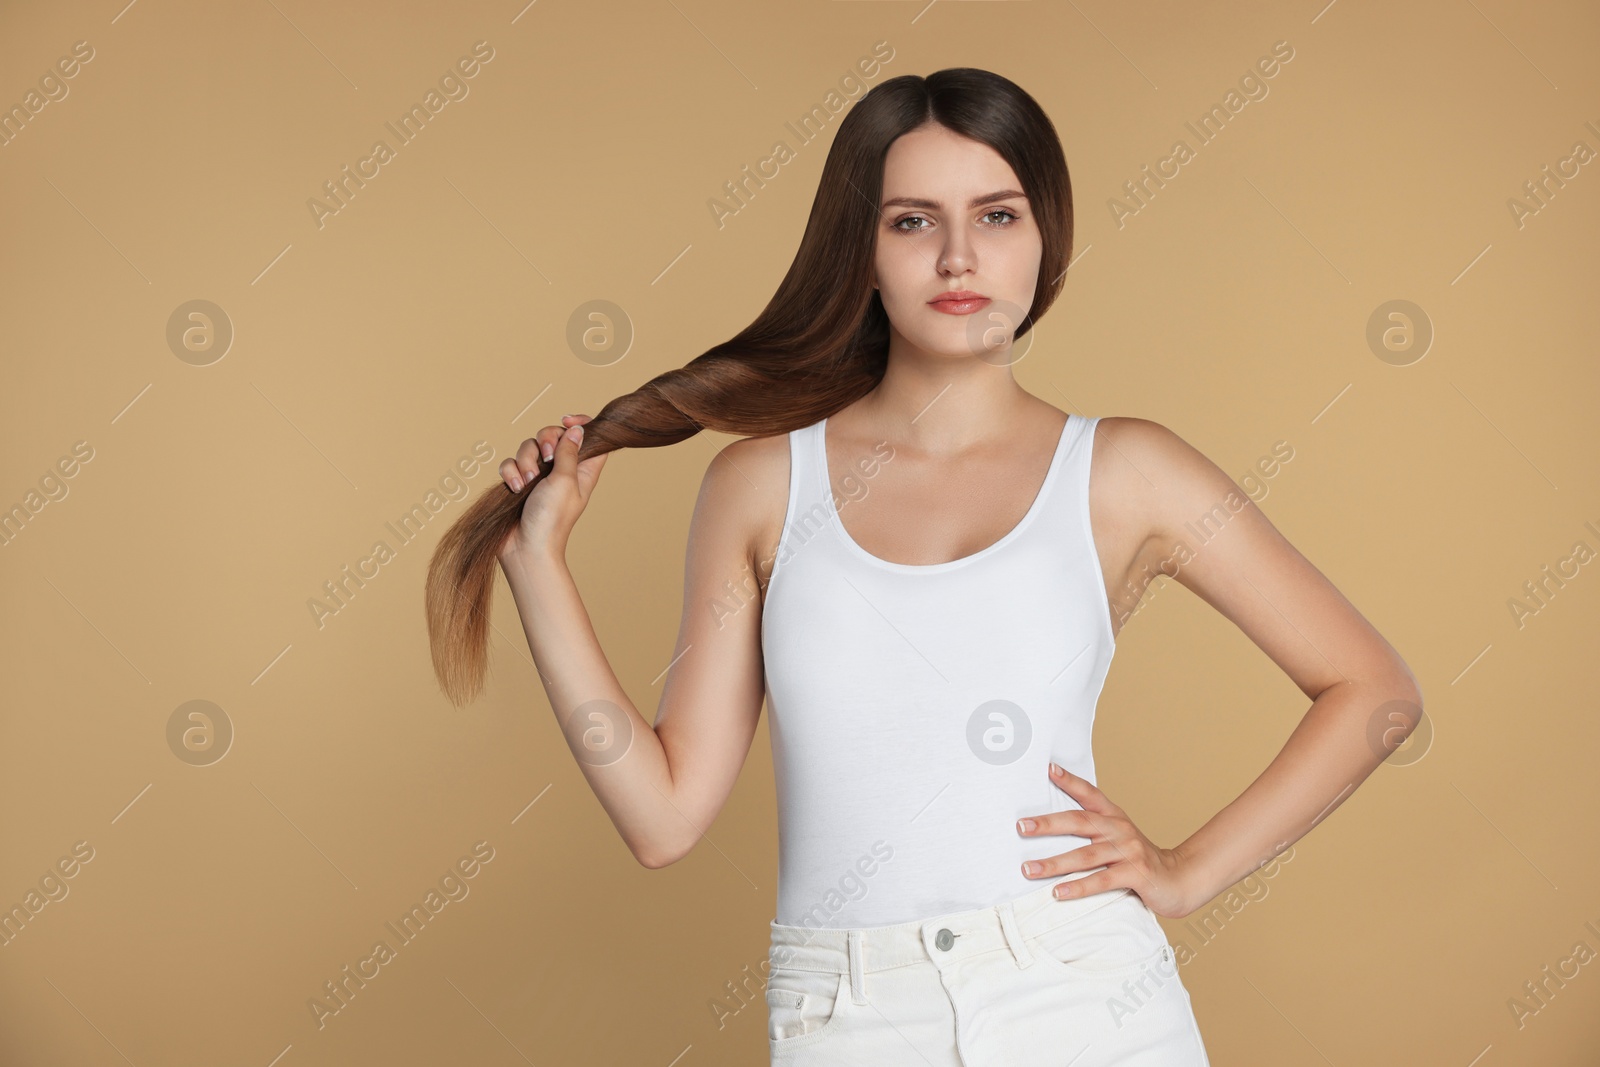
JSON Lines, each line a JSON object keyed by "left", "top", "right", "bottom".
{"left": 766, "top": 968, "right": 851, "bottom": 1051}
{"left": 1025, "top": 891, "right": 1174, "bottom": 982}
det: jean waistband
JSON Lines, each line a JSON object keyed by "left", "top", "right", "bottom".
{"left": 768, "top": 877, "right": 1140, "bottom": 976}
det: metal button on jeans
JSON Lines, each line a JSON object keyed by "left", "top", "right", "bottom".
{"left": 935, "top": 928, "right": 955, "bottom": 951}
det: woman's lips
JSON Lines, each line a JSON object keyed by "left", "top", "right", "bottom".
{"left": 928, "top": 294, "right": 991, "bottom": 315}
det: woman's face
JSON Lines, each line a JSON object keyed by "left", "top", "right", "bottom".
{"left": 871, "top": 122, "right": 1042, "bottom": 362}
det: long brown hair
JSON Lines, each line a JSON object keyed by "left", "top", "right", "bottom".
{"left": 425, "top": 67, "right": 1075, "bottom": 705}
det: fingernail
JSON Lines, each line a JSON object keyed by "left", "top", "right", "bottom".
{"left": 1017, "top": 818, "right": 1036, "bottom": 833}
{"left": 509, "top": 471, "right": 523, "bottom": 491}
{"left": 542, "top": 443, "right": 554, "bottom": 461}
{"left": 1022, "top": 861, "right": 1039, "bottom": 876}
{"left": 568, "top": 425, "right": 584, "bottom": 443}
{"left": 1049, "top": 762, "right": 1063, "bottom": 776}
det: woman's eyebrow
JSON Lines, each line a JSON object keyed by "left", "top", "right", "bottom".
{"left": 880, "top": 189, "right": 1028, "bottom": 210}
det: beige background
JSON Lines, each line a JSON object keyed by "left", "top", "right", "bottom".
{"left": 2, "top": 0, "right": 1597, "bottom": 1063}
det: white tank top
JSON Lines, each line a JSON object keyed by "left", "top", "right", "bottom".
{"left": 760, "top": 412, "right": 1117, "bottom": 928}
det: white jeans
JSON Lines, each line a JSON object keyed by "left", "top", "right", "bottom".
{"left": 766, "top": 881, "right": 1210, "bottom": 1066}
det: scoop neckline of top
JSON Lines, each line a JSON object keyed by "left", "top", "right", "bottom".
{"left": 816, "top": 412, "right": 1077, "bottom": 574}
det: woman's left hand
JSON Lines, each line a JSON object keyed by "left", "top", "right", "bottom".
{"left": 1016, "top": 762, "right": 1197, "bottom": 919}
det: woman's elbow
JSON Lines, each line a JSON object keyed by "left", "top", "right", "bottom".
{"left": 632, "top": 837, "right": 689, "bottom": 869}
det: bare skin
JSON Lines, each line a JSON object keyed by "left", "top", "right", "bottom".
{"left": 495, "top": 124, "right": 1422, "bottom": 919}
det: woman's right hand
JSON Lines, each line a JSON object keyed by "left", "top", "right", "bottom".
{"left": 496, "top": 413, "right": 609, "bottom": 566}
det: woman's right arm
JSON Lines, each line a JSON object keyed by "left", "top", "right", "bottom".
{"left": 497, "top": 418, "right": 782, "bottom": 869}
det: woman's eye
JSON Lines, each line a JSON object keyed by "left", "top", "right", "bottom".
{"left": 891, "top": 209, "right": 1019, "bottom": 233}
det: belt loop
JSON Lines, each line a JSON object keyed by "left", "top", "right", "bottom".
{"left": 847, "top": 929, "right": 867, "bottom": 1004}
{"left": 998, "top": 900, "right": 1034, "bottom": 968}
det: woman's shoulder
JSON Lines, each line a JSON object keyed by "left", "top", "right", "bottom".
{"left": 691, "top": 432, "right": 795, "bottom": 584}
{"left": 714, "top": 430, "right": 794, "bottom": 485}
{"left": 1089, "top": 415, "right": 1256, "bottom": 529}
{"left": 1090, "top": 415, "right": 1212, "bottom": 470}
{"left": 1080, "top": 413, "right": 1191, "bottom": 461}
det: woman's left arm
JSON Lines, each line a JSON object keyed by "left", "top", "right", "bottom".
{"left": 1034, "top": 417, "right": 1424, "bottom": 919}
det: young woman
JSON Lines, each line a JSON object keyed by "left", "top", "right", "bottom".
{"left": 425, "top": 68, "right": 1422, "bottom": 1066}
